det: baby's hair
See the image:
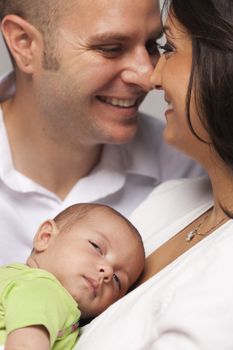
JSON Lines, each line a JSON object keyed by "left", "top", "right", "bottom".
{"left": 53, "top": 203, "right": 145, "bottom": 257}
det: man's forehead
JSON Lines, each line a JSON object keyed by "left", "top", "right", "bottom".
{"left": 72, "top": 0, "right": 160, "bottom": 19}
{"left": 60, "top": 0, "right": 161, "bottom": 39}
{"left": 76, "top": 0, "right": 159, "bottom": 7}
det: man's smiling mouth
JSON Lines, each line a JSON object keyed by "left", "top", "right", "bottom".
{"left": 97, "top": 96, "right": 138, "bottom": 108}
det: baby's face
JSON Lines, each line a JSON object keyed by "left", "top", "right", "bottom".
{"left": 39, "top": 208, "right": 144, "bottom": 318}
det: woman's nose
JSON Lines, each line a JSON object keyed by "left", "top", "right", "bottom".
{"left": 150, "top": 55, "right": 165, "bottom": 90}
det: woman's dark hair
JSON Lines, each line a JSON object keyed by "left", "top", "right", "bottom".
{"left": 163, "top": 0, "right": 233, "bottom": 171}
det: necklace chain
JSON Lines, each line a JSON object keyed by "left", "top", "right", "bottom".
{"left": 186, "top": 211, "right": 227, "bottom": 242}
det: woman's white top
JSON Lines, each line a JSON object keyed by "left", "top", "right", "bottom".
{"left": 75, "top": 176, "right": 233, "bottom": 350}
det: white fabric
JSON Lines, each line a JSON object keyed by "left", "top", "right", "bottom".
{"left": 0, "top": 72, "right": 15, "bottom": 102}
{"left": 75, "top": 177, "right": 233, "bottom": 350}
{"left": 0, "top": 74, "right": 203, "bottom": 265}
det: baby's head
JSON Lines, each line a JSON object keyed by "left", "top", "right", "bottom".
{"left": 28, "top": 203, "right": 145, "bottom": 318}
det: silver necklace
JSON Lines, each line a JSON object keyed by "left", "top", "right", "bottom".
{"left": 186, "top": 212, "right": 227, "bottom": 242}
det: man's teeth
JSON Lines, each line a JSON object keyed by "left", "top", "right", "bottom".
{"left": 101, "top": 97, "right": 137, "bottom": 108}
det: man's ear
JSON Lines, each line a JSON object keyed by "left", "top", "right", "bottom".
{"left": 33, "top": 220, "right": 59, "bottom": 252}
{"left": 1, "top": 14, "right": 42, "bottom": 74}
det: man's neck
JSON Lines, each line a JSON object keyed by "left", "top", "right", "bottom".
{"left": 2, "top": 98, "right": 103, "bottom": 200}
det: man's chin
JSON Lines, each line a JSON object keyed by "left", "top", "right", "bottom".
{"left": 104, "top": 125, "right": 139, "bottom": 145}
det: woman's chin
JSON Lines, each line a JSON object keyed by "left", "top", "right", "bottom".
{"left": 163, "top": 129, "right": 177, "bottom": 147}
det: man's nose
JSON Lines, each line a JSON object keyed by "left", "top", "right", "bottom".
{"left": 121, "top": 48, "right": 159, "bottom": 92}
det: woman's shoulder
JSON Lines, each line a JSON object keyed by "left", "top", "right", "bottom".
{"left": 130, "top": 176, "right": 212, "bottom": 249}
{"left": 147, "top": 175, "right": 210, "bottom": 195}
{"left": 131, "top": 176, "right": 211, "bottom": 211}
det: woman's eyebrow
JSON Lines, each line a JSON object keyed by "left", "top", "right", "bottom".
{"left": 163, "top": 25, "right": 173, "bottom": 37}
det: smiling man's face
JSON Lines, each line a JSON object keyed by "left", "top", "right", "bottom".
{"left": 33, "top": 0, "right": 161, "bottom": 146}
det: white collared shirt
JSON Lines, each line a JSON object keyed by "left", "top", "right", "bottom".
{"left": 0, "top": 74, "right": 204, "bottom": 264}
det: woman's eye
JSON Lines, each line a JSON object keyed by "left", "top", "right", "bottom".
{"left": 159, "top": 42, "right": 175, "bottom": 56}
{"left": 146, "top": 39, "right": 160, "bottom": 56}
{"left": 89, "top": 241, "right": 102, "bottom": 254}
{"left": 113, "top": 273, "right": 121, "bottom": 290}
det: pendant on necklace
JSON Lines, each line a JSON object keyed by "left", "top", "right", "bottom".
{"left": 186, "top": 229, "right": 197, "bottom": 242}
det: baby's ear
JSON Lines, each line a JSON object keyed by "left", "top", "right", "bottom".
{"left": 33, "top": 220, "right": 59, "bottom": 252}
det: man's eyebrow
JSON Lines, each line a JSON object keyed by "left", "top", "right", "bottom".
{"left": 90, "top": 30, "right": 163, "bottom": 43}
{"left": 90, "top": 33, "right": 131, "bottom": 43}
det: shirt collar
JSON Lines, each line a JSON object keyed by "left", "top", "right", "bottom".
{"left": 0, "top": 107, "right": 58, "bottom": 196}
{"left": 64, "top": 145, "right": 126, "bottom": 203}
{"left": 0, "top": 107, "right": 126, "bottom": 200}
{"left": 0, "top": 71, "right": 15, "bottom": 103}
{"left": 0, "top": 74, "right": 160, "bottom": 201}
{"left": 65, "top": 130, "right": 160, "bottom": 203}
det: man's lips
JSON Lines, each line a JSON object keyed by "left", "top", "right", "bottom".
{"left": 97, "top": 96, "right": 143, "bottom": 108}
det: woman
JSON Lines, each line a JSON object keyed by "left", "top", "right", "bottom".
{"left": 75, "top": 1, "right": 233, "bottom": 348}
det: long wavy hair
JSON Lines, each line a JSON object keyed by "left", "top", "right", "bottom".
{"left": 163, "top": 0, "right": 233, "bottom": 171}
